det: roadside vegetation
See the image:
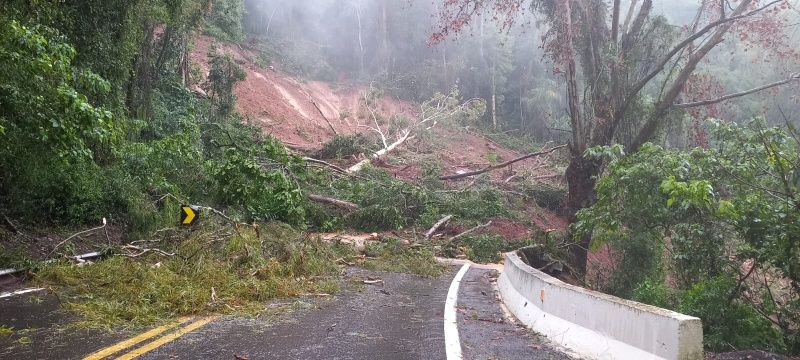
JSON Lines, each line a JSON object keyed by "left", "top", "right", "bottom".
{"left": 2, "top": 0, "right": 799, "bottom": 357}
{"left": 576, "top": 120, "right": 800, "bottom": 353}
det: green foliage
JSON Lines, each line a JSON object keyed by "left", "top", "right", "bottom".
{"left": 678, "top": 276, "right": 785, "bottom": 353}
{"left": 631, "top": 279, "right": 676, "bottom": 309}
{"left": 340, "top": 168, "right": 432, "bottom": 231}
{"left": 462, "top": 234, "right": 537, "bottom": 263}
{"left": 314, "top": 134, "right": 379, "bottom": 160}
{"left": 206, "top": 49, "right": 246, "bottom": 116}
{"left": 204, "top": 0, "right": 245, "bottom": 43}
{"left": 207, "top": 137, "right": 306, "bottom": 224}
{"left": 361, "top": 238, "right": 446, "bottom": 277}
{"left": 577, "top": 119, "right": 800, "bottom": 354}
{"left": 0, "top": 20, "right": 113, "bottom": 158}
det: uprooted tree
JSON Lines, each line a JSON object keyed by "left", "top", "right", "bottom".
{"left": 432, "top": 0, "right": 800, "bottom": 273}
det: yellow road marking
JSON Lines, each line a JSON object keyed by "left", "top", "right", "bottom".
{"left": 83, "top": 317, "right": 192, "bottom": 360}
{"left": 115, "top": 316, "right": 220, "bottom": 360}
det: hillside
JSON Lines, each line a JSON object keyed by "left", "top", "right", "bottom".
{"left": 190, "top": 36, "right": 570, "bottom": 234}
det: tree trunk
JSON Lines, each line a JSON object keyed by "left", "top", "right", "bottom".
{"left": 355, "top": 3, "right": 365, "bottom": 76}
{"left": 564, "top": 154, "right": 602, "bottom": 275}
{"left": 491, "top": 54, "right": 497, "bottom": 130}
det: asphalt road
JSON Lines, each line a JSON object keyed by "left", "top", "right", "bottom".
{"left": 0, "top": 265, "right": 571, "bottom": 360}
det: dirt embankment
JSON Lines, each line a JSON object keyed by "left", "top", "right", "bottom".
{"left": 191, "top": 36, "right": 416, "bottom": 151}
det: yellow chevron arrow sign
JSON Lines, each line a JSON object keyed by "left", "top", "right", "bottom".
{"left": 181, "top": 205, "right": 198, "bottom": 225}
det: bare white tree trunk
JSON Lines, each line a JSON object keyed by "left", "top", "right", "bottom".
{"left": 355, "top": 2, "right": 365, "bottom": 75}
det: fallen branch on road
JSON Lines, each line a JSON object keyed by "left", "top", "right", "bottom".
{"left": 439, "top": 144, "right": 567, "bottom": 180}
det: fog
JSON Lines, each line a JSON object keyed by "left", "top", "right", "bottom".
{"left": 241, "top": 0, "right": 800, "bottom": 139}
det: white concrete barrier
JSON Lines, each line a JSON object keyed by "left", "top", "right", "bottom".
{"left": 497, "top": 251, "right": 703, "bottom": 360}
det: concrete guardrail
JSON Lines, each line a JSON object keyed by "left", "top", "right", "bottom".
{"left": 497, "top": 251, "right": 704, "bottom": 360}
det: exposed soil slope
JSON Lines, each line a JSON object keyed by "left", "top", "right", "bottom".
{"left": 189, "top": 35, "right": 570, "bottom": 242}
{"left": 191, "top": 36, "right": 416, "bottom": 151}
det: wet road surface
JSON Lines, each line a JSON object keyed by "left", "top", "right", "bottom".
{"left": 0, "top": 266, "right": 571, "bottom": 359}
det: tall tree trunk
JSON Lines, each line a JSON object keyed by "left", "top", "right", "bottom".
{"left": 491, "top": 53, "right": 497, "bottom": 130}
{"left": 382, "top": 0, "right": 389, "bottom": 74}
{"left": 355, "top": 3, "right": 365, "bottom": 76}
{"left": 564, "top": 154, "right": 601, "bottom": 275}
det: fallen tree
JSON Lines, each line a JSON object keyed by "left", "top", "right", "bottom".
{"left": 439, "top": 144, "right": 567, "bottom": 180}
{"left": 347, "top": 129, "right": 412, "bottom": 173}
{"left": 347, "top": 87, "right": 484, "bottom": 174}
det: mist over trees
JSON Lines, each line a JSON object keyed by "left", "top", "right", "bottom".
{"left": 243, "top": 0, "right": 569, "bottom": 140}
{"left": 243, "top": 0, "right": 799, "bottom": 143}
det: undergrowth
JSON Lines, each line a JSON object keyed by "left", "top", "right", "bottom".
{"left": 304, "top": 165, "right": 514, "bottom": 232}
{"left": 459, "top": 234, "right": 539, "bottom": 263}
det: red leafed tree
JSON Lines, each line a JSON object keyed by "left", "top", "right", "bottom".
{"left": 432, "top": 0, "right": 800, "bottom": 274}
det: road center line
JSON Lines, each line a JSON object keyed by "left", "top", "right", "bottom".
{"left": 444, "top": 263, "right": 470, "bottom": 360}
{"left": 115, "top": 315, "right": 220, "bottom": 360}
{"left": 83, "top": 317, "right": 193, "bottom": 360}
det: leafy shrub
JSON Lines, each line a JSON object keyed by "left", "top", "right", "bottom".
{"left": 314, "top": 134, "right": 378, "bottom": 160}
{"left": 0, "top": 20, "right": 113, "bottom": 158}
{"left": 678, "top": 276, "right": 785, "bottom": 353}
{"left": 206, "top": 49, "right": 246, "bottom": 116}
{"left": 524, "top": 183, "right": 566, "bottom": 212}
{"left": 631, "top": 279, "right": 676, "bottom": 309}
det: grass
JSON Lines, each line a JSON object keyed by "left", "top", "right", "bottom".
{"left": 361, "top": 238, "right": 446, "bottom": 278}
{"left": 32, "top": 222, "right": 348, "bottom": 329}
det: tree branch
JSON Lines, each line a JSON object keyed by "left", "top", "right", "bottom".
{"left": 451, "top": 220, "right": 493, "bottom": 240}
{"left": 307, "top": 194, "right": 359, "bottom": 212}
{"left": 424, "top": 215, "right": 453, "bottom": 241}
{"left": 310, "top": 99, "right": 338, "bottom": 136}
{"left": 625, "top": 0, "right": 780, "bottom": 109}
{"left": 439, "top": 144, "right": 567, "bottom": 180}
{"left": 611, "top": 0, "right": 621, "bottom": 43}
{"left": 48, "top": 218, "right": 107, "bottom": 257}
{"left": 675, "top": 73, "right": 800, "bottom": 108}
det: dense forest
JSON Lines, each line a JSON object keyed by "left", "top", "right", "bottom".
{"left": 1, "top": 0, "right": 799, "bottom": 356}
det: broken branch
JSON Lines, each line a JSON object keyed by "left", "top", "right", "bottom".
{"left": 439, "top": 144, "right": 567, "bottom": 180}
{"left": 310, "top": 99, "right": 339, "bottom": 136}
{"left": 675, "top": 72, "right": 800, "bottom": 108}
{"left": 424, "top": 215, "right": 453, "bottom": 241}
{"left": 119, "top": 245, "right": 176, "bottom": 258}
{"left": 307, "top": 194, "right": 359, "bottom": 211}
{"left": 48, "top": 218, "right": 107, "bottom": 257}
{"left": 451, "top": 220, "right": 493, "bottom": 240}
{"left": 347, "top": 129, "right": 412, "bottom": 173}
{"left": 303, "top": 157, "right": 349, "bottom": 174}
